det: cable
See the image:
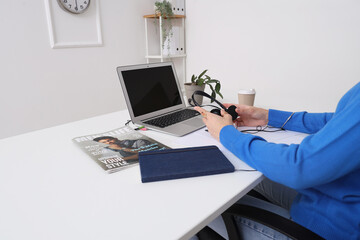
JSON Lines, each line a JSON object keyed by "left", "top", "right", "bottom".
{"left": 281, "top": 112, "right": 295, "bottom": 130}
{"left": 125, "top": 119, "right": 132, "bottom": 126}
{"left": 239, "top": 125, "right": 284, "bottom": 134}
{"left": 124, "top": 120, "right": 146, "bottom": 131}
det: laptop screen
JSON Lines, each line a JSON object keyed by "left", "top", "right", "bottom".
{"left": 121, "top": 65, "right": 182, "bottom": 117}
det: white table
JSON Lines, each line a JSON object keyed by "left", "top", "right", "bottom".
{"left": 0, "top": 110, "right": 268, "bottom": 240}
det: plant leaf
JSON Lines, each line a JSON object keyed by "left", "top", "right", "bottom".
{"left": 211, "top": 91, "right": 216, "bottom": 102}
{"left": 206, "top": 80, "right": 218, "bottom": 84}
{"left": 208, "top": 84, "right": 216, "bottom": 102}
{"left": 198, "top": 70, "right": 208, "bottom": 80}
{"left": 215, "top": 83, "right": 223, "bottom": 98}
{"left": 208, "top": 83, "right": 215, "bottom": 92}
{"left": 215, "top": 83, "right": 221, "bottom": 92}
{"left": 191, "top": 74, "right": 196, "bottom": 83}
{"left": 197, "top": 78, "right": 205, "bottom": 85}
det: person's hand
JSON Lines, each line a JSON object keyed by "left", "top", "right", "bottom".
{"left": 223, "top": 103, "right": 269, "bottom": 127}
{"left": 194, "top": 106, "right": 233, "bottom": 141}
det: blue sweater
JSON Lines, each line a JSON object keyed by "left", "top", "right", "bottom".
{"left": 220, "top": 82, "right": 360, "bottom": 239}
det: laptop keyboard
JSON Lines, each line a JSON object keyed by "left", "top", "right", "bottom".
{"left": 144, "top": 109, "right": 200, "bottom": 128}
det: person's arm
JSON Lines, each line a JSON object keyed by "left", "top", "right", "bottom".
{"left": 220, "top": 102, "right": 360, "bottom": 189}
{"left": 223, "top": 103, "right": 334, "bottom": 134}
{"left": 268, "top": 110, "right": 334, "bottom": 134}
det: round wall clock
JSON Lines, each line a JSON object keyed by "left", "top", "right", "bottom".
{"left": 57, "top": 0, "right": 91, "bottom": 14}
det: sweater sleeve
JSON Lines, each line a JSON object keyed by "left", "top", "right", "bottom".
{"left": 220, "top": 103, "right": 360, "bottom": 189}
{"left": 268, "top": 109, "right": 334, "bottom": 134}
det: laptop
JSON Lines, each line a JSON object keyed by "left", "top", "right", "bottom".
{"left": 116, "top": 62, "right": 205, "bottom": 136}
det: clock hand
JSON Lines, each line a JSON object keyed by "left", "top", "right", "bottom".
{"left": 75, "top": 0, "right": 78, "bottom": 9}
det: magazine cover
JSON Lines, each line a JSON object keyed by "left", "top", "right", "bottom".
{"left": 73, "top": 126, "right": 170, "bottom": 173}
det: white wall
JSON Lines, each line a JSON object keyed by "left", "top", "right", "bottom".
{"left": 0, "top": 0, "right": 156, "bottom": 139}
{"left": 2, "top": 0, "right": 360, "bottom": 139}
{"left": 186, "top": 0, "right": 360, "bottom": 112}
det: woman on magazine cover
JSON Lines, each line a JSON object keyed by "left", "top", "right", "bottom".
{"left": 93, "top": 136, "right": 152, "bottom": 162}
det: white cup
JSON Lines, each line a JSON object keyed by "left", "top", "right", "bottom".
{"left": 238, "top": 89, "right": 256, "bottom": 106}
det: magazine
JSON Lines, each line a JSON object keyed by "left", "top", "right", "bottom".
{"left": 73, "top": 126, "right": 170, "bottom": 173}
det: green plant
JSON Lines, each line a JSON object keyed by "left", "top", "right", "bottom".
{"left": 155, "top": 0, "right": 174, "bottom": 18}
{"left": 154, "top": 0, "right": 174, "bottom": 52}
{"left": 190, "top": 70, "right": 223, "bottom": 102}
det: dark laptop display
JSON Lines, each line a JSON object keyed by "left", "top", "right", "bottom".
{"left": 121, "top": 66, "right": 182, "bottom": 117}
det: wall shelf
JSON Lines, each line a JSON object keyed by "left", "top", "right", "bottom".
{"left": 143, "top": 13, "right": 186, "bottom": 83}
{"left": 143, "top": 14, "right": 185, "bottom": 19}
{"left": 145, "top": 54, "right": 186, "bottom": 59}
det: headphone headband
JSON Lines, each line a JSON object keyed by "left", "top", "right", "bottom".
{"left": 191, "top": 90, "right": 226, "bottom": 109}
{"left": 191, "top": 90, "right": 238, "bottom": 120}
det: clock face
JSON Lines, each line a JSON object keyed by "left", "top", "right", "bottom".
{"left": 57, "top": 0, "right": 91, "bottom": 14}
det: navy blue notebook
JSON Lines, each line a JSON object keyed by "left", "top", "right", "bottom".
{"left": 138, "top": 145, "right": 235, "bottom": 183}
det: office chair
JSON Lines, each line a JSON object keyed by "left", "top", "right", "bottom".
{"left": 197, "top": 191, "right": 325, "bottom": 240}
{"left": 221, "top": 191, "right": 325, "bottom": 240}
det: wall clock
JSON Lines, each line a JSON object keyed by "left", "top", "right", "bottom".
{"left": 57, "top": 0, "right": 91, "bottom": 14}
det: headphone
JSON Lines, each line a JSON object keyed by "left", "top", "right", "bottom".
{"left": 191, "top": 90, "right": 238, "bottom": 121}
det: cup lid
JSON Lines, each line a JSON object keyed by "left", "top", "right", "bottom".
{"left": 238, "top": 88, "right": 255, "bottom": 94}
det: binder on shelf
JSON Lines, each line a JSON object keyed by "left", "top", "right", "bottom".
{"left": 138, "top": 145, "right": 235, "bottom": 183}
{"left": 179, "top": 22, "right": 185, "bottom": 54}
{"left": 177, "top": 0, "right": 185, "bottom": 15}
{"left": 170, "top": 0, "right": 177, "bottom": 15}
{"left": 170, "top": 0, "right": 185, "bottom": 15}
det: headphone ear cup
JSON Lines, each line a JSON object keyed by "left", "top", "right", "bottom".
{"left": 210, "top": 108, "right": 221, "bottom": 116}
{"left": 226, "top": 105, "right": 238, "bottom": 120}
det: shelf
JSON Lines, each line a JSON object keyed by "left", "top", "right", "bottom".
{"left": 143, "top": 14, "right": 185, "bottom": 19}
{"left": 144, "top": 11, "right": 186, "bottom": 83}
{"left": 145, "top": 54, "right": 186, "bottom": 59}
